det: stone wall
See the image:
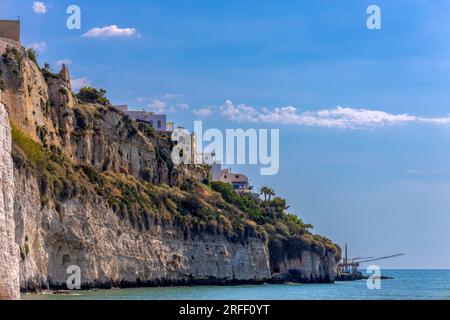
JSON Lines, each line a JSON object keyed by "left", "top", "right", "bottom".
{"left": 0, "top": 20, "right": 20, "bottom": 42}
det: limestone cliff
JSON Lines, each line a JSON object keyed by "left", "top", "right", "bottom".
{"left": 0, "top": 38, "right": 340, "bottom": 295}
{"left": 271, "top": 251, "right": 337, "bottom": 283}
{"left": 0, "top": 93, "right": 20, "bottom": 299}
{"left": 14, "top": 171, "right": 271, "bottom": 289}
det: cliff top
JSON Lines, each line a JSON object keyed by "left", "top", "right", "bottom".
{"left": 0, "top": 36, "right": 21, "bottom": 53}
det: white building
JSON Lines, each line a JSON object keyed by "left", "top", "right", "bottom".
{"left": 211, "top": 162, "right": 222, "bottom": 180}
{"left": 219, "top": 168, "right": 252, "bottom": 193}
{"left": 115, "top": 105, "right": 173, "bottom": 132}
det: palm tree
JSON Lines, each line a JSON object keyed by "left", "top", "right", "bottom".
{"left": 260, "top": 186, "right": 275, "bottom": 202}
{"left": 260, "top": 186, "right": 270, "bottom": 201}
{"left": 267, "top": 188, "right": 275, "bottom": 202}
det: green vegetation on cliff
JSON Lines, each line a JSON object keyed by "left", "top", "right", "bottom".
{"left": 211, "top": 182, "right": 341, "bottom": 269}
{"left": 11, "top": 122, "right": 84, "bottom": 208}
{"left": 76, "top": 87, "right": 111, "bottom": 106}
{"left": 9, "top": 107, "right": 264, "bottom": 244}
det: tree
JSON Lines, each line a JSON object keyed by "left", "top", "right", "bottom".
{"left": 260, "top": 186, "right": 270, "bottom": 201}
{"left": 26, "top": 48, "right": 38, "bottom": 65}
{"left": 270, "top": 197, "right": 289, "bottom": 214}
{"left": 260, "top": 186, "right": 275, "bottom": 202}
{"left": 76, "top": 87, "right": 111, "bottom": 106}
{"left": 211, "top": 181, "right": 263, "bottom": 223}
{"left": 285, "top": 213, "right": 313, "bottom": 233}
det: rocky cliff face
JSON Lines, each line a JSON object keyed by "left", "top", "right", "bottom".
{"left": 0, "top": 94, "right": 20, "bottom": 299}
{"left": 0, "top": 38, "right": 339, "bottom": 296}
{"left": 14, "top": 171, "right": 271, "bottom": 289}
{"left": 272, "top": 251, "right": 337, "bottom": 283}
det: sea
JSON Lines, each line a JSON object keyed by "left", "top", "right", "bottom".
{"left": 22, "top": 270, "right": 450, "bottom": 300}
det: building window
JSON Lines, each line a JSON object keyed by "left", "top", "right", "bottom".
{"left": 157, "top": 120, "right": 162, "bottom": 128}
{"left": 235, "top": 175, "right": 240, "bottom": 179}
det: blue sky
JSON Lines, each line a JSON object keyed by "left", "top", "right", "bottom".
{"left": 4, "top": 0, "right": 450, "bottom": 268}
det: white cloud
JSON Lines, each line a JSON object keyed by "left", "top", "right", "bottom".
{"left": 221, "top": 100, "right": 260, "bottom": 123}
{"left": 220, "top": 100, "right": 450, "bottom": 129}
{"left": 29, "top": 41, "right": 47, "bottom": 53}
{"left": 193, "top": 107, "right": 213, "bottom": 117}
{"left": 147, "top": 99, "right": 167, "bottom": 114}
{"left": 176, "top": 103, "right": 189, "bottom": 110}
{"left": 55, "top": 58, "right": 72, "bottom": 68}
{"left": 82, "top": 25, "right": 139, "bottom": 38}
{"left": 32, "top": 1, "right": 46, "bottom": 14}
{"left": 161, "top": 93, "right": 184, "bottom": 99}
{"left": 71, "top": 77, "right": 92, "bottom": 91}
{"left": 144, "top": 100, "right": 190, "bottom": 114}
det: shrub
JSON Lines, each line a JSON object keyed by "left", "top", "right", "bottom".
{"left": 36, "top": 125, "right": 48, "bottom": 147}
{"left": 244, "top": 219, "right": 258, "bottom": 237}
{"left": 10, "top": 122, "right": 45, "bottom": 167}
{"left": 74, "top": 108, "right": 90, "bottom": 130}
{"left": 27, "top": 48, "right": 38, "bottom": 65}
{"left": 211, "top": 181, "right": 263, "bottom": 223}
{"left": 76, "top": 164, "right": 105, "bottom": 187}
{"left": 76, "top": 87, "right": 111, "bottom": 106}
{"left": 219, "top": 215, "right": 233, "bottom": 236}
{"left": 283, "top": 213, "right": 313, "bottom": 235}
{"left": 275, "top": 222, "right": 290, "bottom": 237}
{"left": 39, "top": 98, "right": 50, "bottom": 118}
{"left": 137, "top": 121, "right": 156, "bottom": 138}
{"left": 180, "top": 178, "right": 197, "bottom": 193}
{"left": 180, "top": 194, "right": 203, "bottom": 216}
{"left": 3, "top": 46, "right": 22, "bottom": 63}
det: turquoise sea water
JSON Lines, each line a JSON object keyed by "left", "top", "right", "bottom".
{"left": 22, "top": 270, "right": 450, "bottom": 300}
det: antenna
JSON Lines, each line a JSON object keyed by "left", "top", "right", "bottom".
{"left": 358, "top": 253, "right": 405, "bottom": 264}
{"left": 344, "top": 243, "right": 348, "bottom": 264}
